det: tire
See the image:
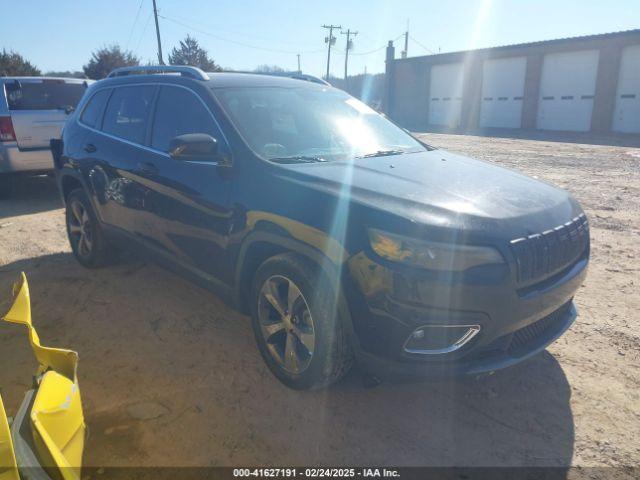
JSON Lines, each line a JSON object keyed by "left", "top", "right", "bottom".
{"left": 250, "top": 253, "right": 353, "bottom": 390}
{"left": 65, "top": 188, "right": 116, "bottom": 268}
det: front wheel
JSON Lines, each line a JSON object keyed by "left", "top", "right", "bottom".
{"left": 65, "top": 188, "right": 116, "bottom": 268}
{"left": 250, "top": 253, "right": 353, "bottom": 390}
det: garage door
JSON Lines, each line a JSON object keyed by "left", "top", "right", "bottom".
{"left": 537, "top": 50, "right": 599, "bottom": 132}
{"left": 479, "top": 57, "right": 527, "bottom": 128}
{"left": 428, "top": 63, "right": 463, "bottom": 127}
{"left": 613, "top": 45, "right": 640, "bottom": 133}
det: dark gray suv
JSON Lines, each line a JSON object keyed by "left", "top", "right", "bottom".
{"left": 53, "top": 66, "right": 589, "bottom": 389}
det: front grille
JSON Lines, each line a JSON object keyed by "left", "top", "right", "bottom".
{"left": 510, "top": 213, "right": 589, "bottom": 284}
{"left": 508, "top": 302, "right": 571, "bottom": 354}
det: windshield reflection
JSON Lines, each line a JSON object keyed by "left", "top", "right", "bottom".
{"left": 215, "top": 86, "right": 425, "bottom": 162}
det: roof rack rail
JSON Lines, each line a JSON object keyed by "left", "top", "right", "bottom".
{"left": 107, "top": 65, "right": 210, "bottom": 81}
{"left": 232, "top": 70, "right": 331, "bottom": 86}
{"left": 284, "top": 72, "right": 331, "bottom": 86}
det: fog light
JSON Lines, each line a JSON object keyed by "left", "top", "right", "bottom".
{"left": 403, "top": 325, "right": 481, "bottom": 355}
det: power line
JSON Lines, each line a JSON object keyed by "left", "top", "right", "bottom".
{"left": 409, "top": 35, "right": 436, "bottom": 55}
{"left": 125, "top": 0, "right": 145, "bottom": 51}
{"left": 348, "top": 44, "right": 386, "bottom": 56}
{"left": 135, "top": 12, "right": 153, "bottom": 55}
{"left": 142, "top": 13, "right": 404, "bottom": 70}
{"left": 350, "top": 33, "right": 404, "bottom": 56}
{"left": 159, "top": 15, "right": 325, "bottom": 55}
{"left": 163, "top": 12, "right": 321, "bottom": 49}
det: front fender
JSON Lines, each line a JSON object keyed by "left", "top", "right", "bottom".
{"left": 245, "top": 211, "right": 349, "bottom": 265}
{"left": 234, "top": 213, "right": 358, "bottom": 342}
{"left": 235, "top": 211, "right": 349, "bottom": 297}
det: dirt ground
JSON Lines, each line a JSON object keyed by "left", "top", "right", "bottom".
{"left": 0, "top": 133, "right": 638, "bottom": 470}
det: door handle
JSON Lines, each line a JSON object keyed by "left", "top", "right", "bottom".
{"left": 137, "top": 161, "right": 159, "bottom": 175}
{"left": 84, "top": 143, "right": 97, "bottom": 153}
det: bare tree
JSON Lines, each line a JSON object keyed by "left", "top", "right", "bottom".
{"left": 45, "top": 70, "right": 87, "bottom": 79}
{"left": 254, "top": 64, "right": 286, "bottom": 74}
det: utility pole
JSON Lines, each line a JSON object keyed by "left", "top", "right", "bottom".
{"left": 341, "top": 29, "right": 358, "bottom": 85}
{"left": 152, "top": 0, "right": 164, "bottom": 65}
{"left": 401, "top": 19, "right": 409, "bottom": 58}
{"left": 297, "top": 53, "right": 301, "bottom": 73}
{"left": 322, "top": 24, "right": 341, "bottom": 80}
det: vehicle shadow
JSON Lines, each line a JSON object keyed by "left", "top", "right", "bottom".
{"left": 0, "top": 175, "right": 61, "bottom": 219}
{"left": 0, "top": 252, "right": 574, "bottom": 470}
{"left": 332, "top": 353, "right": 574, "bottom": 468}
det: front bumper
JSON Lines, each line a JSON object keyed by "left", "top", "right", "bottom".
{"left": 344, "top": 246, "right": 588, "bottom": 380}
{"left": 355, "top": 301, "right": 577, "bottom": 381}
{"left": 0, "top": 143, "right": 54, "bottom": 173}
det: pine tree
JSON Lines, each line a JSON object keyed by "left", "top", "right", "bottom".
{"left": 168, "top": 36, "right": 221, "bottom": 72}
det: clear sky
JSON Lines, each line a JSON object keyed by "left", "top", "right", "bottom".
{"left": 2, "top": 0, "right": 638, "bottom": 77}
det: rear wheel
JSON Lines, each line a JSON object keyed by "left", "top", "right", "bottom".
{"left": 250, "top": 253, "right": 353, "bottom": 390}
{"left": 66, "top": 188, "right": 116, "bottom": 268}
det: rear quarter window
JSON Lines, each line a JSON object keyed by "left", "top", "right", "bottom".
{"left": 80, "top": 89, "right": 111, "bottom": 128}
{"left": 5, "top": 80, "right": 86, "bottom": 110}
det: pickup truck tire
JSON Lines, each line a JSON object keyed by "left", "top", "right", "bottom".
{"left": 250, "top": 253, "right": 353, "bottom": 390}
{"left": 65, "top": 188, "right": 116, "bottom": 268}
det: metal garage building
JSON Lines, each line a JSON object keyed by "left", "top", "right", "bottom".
{"left": 383, "top": 29, "right": 640, "bottom": 134}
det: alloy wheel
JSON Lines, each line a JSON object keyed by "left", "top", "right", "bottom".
{"left": 68, "top": 200, "right": 93, "bottom": 257}
{"left": 257, "top": 275, "right": 316, "bottom": 374}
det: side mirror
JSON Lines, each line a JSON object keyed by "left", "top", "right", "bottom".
{"left": 168, "top": 134, "right": 229, "bottom": 164}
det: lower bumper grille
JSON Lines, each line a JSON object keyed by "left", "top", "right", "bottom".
{"left": 475, "top": 302, "right": 572, "bottom": 359}
{"left": 508, "top": 302, "right": 572, "bottom": 354}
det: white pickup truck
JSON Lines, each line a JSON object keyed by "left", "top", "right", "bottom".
{"left": 0, "top": 77, "right": 91, "bottom": 197}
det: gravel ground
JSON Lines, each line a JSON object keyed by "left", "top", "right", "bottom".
{"left": 0, "top": 133, "right": 638, "bottom": 472}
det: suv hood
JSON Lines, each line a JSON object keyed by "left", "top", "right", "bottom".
{"left": 276, "top": 149, "right": 581, "bottom": 233}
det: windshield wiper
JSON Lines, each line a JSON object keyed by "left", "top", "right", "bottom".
{"left": 356, "top": 149, "right": 405, "bottom": 159}
{"left": 269, "top": 155, "right": 326, "bottom": 164}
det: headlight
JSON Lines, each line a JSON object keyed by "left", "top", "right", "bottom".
{"left": 368, "top": 228, "right": 504, "bottom": 271}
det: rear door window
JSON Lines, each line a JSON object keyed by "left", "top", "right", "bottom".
{"left": 80, "top": 89, "right": 110, "bottom": 129}
{"left": 5, "top": 80, "right": 86, "bottom": 110}
{"left": 102, "top": 85, "right": 156, "bottom": 144}
{"left": 150, "top": 86, "right": 221, "bottom": 152}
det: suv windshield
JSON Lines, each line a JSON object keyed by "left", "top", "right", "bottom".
{"left": 214, "top": 86, "right": 425, "bottom": 162}
{"left": 5, "top": 80, "right": 86, "bottom": 111}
